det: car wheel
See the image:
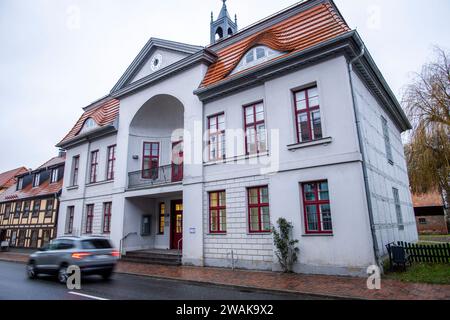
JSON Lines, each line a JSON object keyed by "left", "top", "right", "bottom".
{"left": 57, "top": 265, "right": 69, "bottom": 284}
{"left": 27, "top": 262, "right": 37, "bottom": 279}
{"left": 101, "top": 270, "right": 113, "bottom": 280}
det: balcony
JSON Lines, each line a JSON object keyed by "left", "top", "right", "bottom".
{"left": 128, "top": 164, "right": 183, "bottom": 190}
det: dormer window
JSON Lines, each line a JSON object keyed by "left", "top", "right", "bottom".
{"left": 231, "top": 46, "right": 284, "bottom": 75}
{"left": 79, "top": 118, "right": 98, "bottom": 135}
{"left": 32, "top": 173, "right": 40, "bottom": 188}
{"left": 17, "top": 177, "right": 24, "bottom": 191}
{"left": 50, "top": 168, "right": 58, "bottom": 184}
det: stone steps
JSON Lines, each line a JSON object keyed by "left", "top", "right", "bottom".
{"left": 121, "top": 250, "right": 182, "bottom": 266}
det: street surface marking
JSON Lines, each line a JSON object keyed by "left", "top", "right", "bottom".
{"left": 68, "top": 291, "right": 109, "bottom": 300}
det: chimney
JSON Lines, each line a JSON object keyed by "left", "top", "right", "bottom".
{"left": 58, "top": 149, "right": 66, "bottom": 158}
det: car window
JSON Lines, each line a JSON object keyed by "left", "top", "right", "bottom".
{"left": 48, "top": 239, "right": 74, "bottom": 250}
{"left": 80, "top": 239, "right": 112, "bottom": 249}
{"left": 58, "top": 240, "right": 75, "bottom": 250}
{"left": 47, "top": 240, "right": 61, "bottom": 251}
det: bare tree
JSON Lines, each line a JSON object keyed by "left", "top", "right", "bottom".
{"left": 403, "top": 47, "right": 450, "bottom": 218}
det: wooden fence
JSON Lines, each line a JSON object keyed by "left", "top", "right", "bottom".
{"left": 396, "top": 241, "right": 450, "bottom": 263}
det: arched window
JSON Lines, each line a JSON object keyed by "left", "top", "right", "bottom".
{"left": 215, "top": 27, "right": 223, "bottom": 41}
{"left": 79, "top": 118, "right": 98, "bottom": 134}
{"left": 231, "top": 46, "right": 283, "bottom": 75}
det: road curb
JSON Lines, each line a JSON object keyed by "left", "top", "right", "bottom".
{"left": 114, "top": 269, "right": 364, "bottom": 300}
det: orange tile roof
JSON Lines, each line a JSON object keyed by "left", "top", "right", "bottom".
{"left": 0, "top": 179, "right": 63, "bottom": 202}
{"left": 201, "top": 2, "right": 350, "bottom": 88}
{"left": 0, "top": 167, "right": 28, "bottom": 189}
{"left": 58, "top": 98, "right": 119, "bottom": 146}
{"left": 36, "top": 156, "right": 66, "bottom": 171}
{"left": 412, "top": 192, "right": 443, "bottom": 208}
{"left": 0, "top": 157, "right": 65, "bottom": 202}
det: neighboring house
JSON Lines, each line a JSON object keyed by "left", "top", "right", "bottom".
{"left": 413, "top": 192, "right": 448, "bottom": 235}
{"left": 0, "top": 167, "right": 28, "bottom": 194}
{"left": 0, "top": 155, "right": 65, "bottom": 248}
{"left": 56, "top": 0, "right": 417, "bottom": 276}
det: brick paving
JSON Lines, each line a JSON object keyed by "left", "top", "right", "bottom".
{"left": 1, "top": 251, "right": 448, "bottom": 300}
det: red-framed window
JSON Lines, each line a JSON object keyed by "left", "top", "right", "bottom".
{"left": 45, "top": 199, "right": 53, "bottom": 218}
{"left": 106, "top": 145, "right": 116, "bottom": 180}
{"left": 71, "top": 155, "right": 80, "bottom": 186}
{"left": 85, "top": 204, "right": 94, "bottom": 234}
{"left": 294, "top": 86, "right": 323, "bottom": 143}
{"left": 66, "top": 206, "right": 74, "bottom": 234}
{"left": 208, "top": 113, "right": 225, "bottom": 160}
{"left": 142, "top": 142, "right": 159, "bottom": 179}
{"left": 247, "top": 186, "right": 270, "bottom": 233}
{"left": 103, "top": 202, "right": 112, "bottom": 233}
{"left": 158, "top": 202, "right": 165, "bottom": 234}
{"left": 89, "top": 150, "right": 99, "bottom": 183}
{"left": 301, "top": 181, "right": 332, "bottom": 234}
{"left": 32, "top": 200, "right": 40, "bottom": 217}
{"left": 209, "top": 191, "right": 226, "bottom": 233}
{"left": 244, "top": 102, "right": 267, "bottom": 155}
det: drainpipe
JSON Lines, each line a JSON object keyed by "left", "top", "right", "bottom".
{"left": 80, "top": 140, "right": 92, "bottom": 237}
{"left": 347, "top": 44, "right": 381, "bottom": 269}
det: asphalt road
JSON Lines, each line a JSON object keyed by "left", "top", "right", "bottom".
{"left": 0, "top": 260, "right": 321, "bottom": 300}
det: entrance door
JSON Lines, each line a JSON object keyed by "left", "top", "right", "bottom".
{"left": 171, "top": 141, "right": 183, "bottom": 182}
{"left": 170, "top": 200, "right": 183, "bottom": 250}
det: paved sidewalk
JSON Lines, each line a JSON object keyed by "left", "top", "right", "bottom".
{"left": 1, "top": 251, "right": 448, "bottom": 300}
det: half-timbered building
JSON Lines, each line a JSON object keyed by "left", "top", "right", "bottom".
{"left": 0, "top": 155, "right": 65, "bottom": 248}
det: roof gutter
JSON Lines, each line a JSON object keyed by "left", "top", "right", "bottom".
{"left": 347, "top": 44, "right": 381, "bottom": 269}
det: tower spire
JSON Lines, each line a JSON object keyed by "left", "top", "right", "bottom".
{"left": 210, "top": 0, "right": 238, "bottom": 44}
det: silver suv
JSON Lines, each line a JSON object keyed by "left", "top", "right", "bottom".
{"left": 27, "top": 236, "right": 119, "bottom": 283}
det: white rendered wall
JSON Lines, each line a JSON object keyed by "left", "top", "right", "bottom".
{"left": 351, "top": 70, "right": 418, "bottom": 257}
{"left": 57, "top": 134, "right": 119, "bottom": 246}
{"left": 201, "top": 56, "right": 375, "bottom": 275}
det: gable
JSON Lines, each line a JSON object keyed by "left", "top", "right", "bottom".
{"left": 130, "top": 48, "right": 191, "bottom": 83}
{"left": 111, "top": 38, "right": 203, "bottom": 93}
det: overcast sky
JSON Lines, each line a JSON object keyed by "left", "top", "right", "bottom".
{"left": 0, "top": 0, "right": 449, "bottom": 173}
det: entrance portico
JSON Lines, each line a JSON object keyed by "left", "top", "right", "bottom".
{"left": 121, "top": 192, "right": 183, "bottom": 254}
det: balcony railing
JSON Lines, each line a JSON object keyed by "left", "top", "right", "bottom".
{"left": 128, "top": 164, "right": 183, "bottom": 190}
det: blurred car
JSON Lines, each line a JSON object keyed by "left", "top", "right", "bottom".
{"left": 27, "top": 236, "right": 119, "bottom": 283}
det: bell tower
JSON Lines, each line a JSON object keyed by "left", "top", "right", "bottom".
{"left": 210, "top": 0, "right": 238, "bottom": 44}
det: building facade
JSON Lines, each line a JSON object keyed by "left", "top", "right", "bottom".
{"left": 56, "top": 0, "right": 418, "bottom": 276}
{"left": 413, "top": 192, "right": 448, "bottom": 235}
{"left": 0, "top": 156, "right": 65, "bottom": 248}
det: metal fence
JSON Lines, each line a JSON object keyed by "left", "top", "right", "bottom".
{"left": 128, "top": 164, "right": 182, "bottom": 189}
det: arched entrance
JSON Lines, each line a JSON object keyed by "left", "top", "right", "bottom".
{"left": 122, "top": 94, "right": 185, "bottom": 253}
